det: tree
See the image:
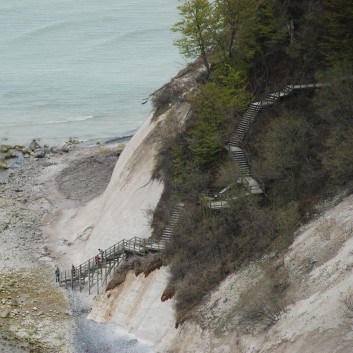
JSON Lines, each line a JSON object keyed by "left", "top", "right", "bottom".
{"left": 260, "top": 113, "right": 310, "bottom": 178}
{"left": 188, "top": 80, "right": 249, "bottom": 167}
{"left": 314, "top": 65, "right": 353, "bottom": 129}
{"left": 214, "top": 0, "right": 258, "bottom": 59}
{"left": 321, "top": 129, "right": 353, "bottom": 183}
{"left": 172, "top": 0, "right": 215, "bottom": 76}
{"left": 315, "top": 65, "right": 353, "bottom": 183}
{"left": 254, "top": 0, "right": 287, "bottom": 56}
{"left": 321, "top": 0, "right": 353, "bottom": 63}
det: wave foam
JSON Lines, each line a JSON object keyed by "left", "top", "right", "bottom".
{"left": 0, "top": 115, "right": 96, "bottom": 128}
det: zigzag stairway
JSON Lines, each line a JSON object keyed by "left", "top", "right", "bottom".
{"left": 60, "top": 83, "right": 325, "bottom": 293}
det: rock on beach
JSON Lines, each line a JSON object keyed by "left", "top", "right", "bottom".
{"left": 0, "top": 158, "right": 9, "bottom": 169}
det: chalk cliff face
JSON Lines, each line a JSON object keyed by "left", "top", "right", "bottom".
{"left": 50, "top": 111, "right": 165, "bottom": 266}
{"left": 84, "top": 100, "right": 191, "bottom": 350}
{"left": 89, "top": 268, "right": 177, "bottom": 351}
{"left": 53, "top": 68, "right": 200, "bottom": 268}
{"left": 49, "top": 68, "right": 203, "bottom": 350}
{"left": 52, "top": 65, "right": 353, "bottom": 352}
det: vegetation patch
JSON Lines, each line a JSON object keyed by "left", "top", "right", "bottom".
{"left": 340, "top": 291, "right": 353, "bottom": 331}
{"left": 150, "top": 0, "right": 353, "bottom": 328}
{"left": 236, "top": 260, "right": 289, "bottom": 332}
{"left": 0, "top": 268, "right": 73, "bottom": 352}
{"left": 106, "top": 254, "right": 164, "bottom": 292}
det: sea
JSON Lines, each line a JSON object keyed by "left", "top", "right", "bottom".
{"left": 0, "top": 0, "right": 184, "bottom": 146}
{"left": 0, "top": 1, "right": 181, "bottom": 351}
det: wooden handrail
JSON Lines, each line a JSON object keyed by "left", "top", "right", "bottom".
{"left": 60, "top": 205, "right": 184, "bottom": 294}
{"left": 223, "top": 83, "right": 325, "bottom": 196}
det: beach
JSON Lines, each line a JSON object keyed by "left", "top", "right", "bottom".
{"left": 0, "top": 140, "right": 127, "bottom": 352}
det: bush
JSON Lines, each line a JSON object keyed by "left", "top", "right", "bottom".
{"left": 257, "top": 112, "right": 310, "bottom": 178}
{"left": 321, "top": 129, "right": 353, "bottom": 183}
{"left": 151, "top": 83, "right": 183, "bottom": 110}
{"left": 340, "top": 291, "right": 353, "bottom": 331}
{"left": 237, "top": 260, "right": 289, "bottom": 330}
{"left": 314, "top": 65, "right": 353, "bottom": 128}
{"left": 152, "top": 113, "right": 185, "bottom": 180}
{"left": 314, "top": 66, "right": 353, "bottom": 185}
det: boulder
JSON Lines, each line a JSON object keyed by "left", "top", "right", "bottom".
{"left": 4, "top": 151, "right": 17, "bottom": 159}
{"left": 0, "top": 310, "right": 10, "bottom": 318}
{"left": 29, "top": 139, "right": 41, "bottom": 151}
{"left": 21, "top": 148, "right": 32, "bottom": 155}
{"left": 34, "top": 148, "right": 45, "bottom": 158}
{"left": 11, "top": 298, "right": 19, "bottom": 306}
{"left": 0, "top": 145, "right": 11, "bottom": 153}
{"left": 67, "top": 137, "right": 80, "bottom": 145}
{"left": 50, "top": 146, "right": 59, "bottom": 153}
{"left": 60, "top": 144, "right": 70, "bottom": 153}
{"left": 14, "top": 145, "right": 25, "bottom": 151}
{"left": 0, "top": 159, "right": 8, "bottom": 169}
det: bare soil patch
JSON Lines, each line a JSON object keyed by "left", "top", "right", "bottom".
{"left": 56, "top": 151, "right": 119, "bottom": 203}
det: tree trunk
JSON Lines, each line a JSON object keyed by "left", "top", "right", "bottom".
{"left": 228, "top": 29, "right": 236, "bottom": 58}
{"left": 201, "top": 48, "right": 211, "bottom": 77}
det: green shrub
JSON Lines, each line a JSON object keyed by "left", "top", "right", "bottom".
{"left": 258, "top": 112, "right": 311, "bottom": 178}
{"left": 237, "top": 260, "right": 289, "bottom": 330}
{"left": 321, "top": 129, "right": 353, "bottom": 183}
{"left": 151, "top": 83, "right": 183, "bottom": 110}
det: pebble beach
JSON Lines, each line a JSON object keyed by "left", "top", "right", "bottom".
{"left": 0, "top": 139, "right": 124, "bottom": 352}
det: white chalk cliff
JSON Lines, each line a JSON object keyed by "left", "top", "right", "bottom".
{"left": 47, "top": 68, "right": 201, "bottom": 351}
{"left": 51, "top": 67, "right": 353, "bottom": 352}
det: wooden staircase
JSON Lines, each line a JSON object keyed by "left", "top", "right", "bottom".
{"left": 60, "top": 203, "right": 184, "bottom": 294}
{"left": 158, "top": 203, "right": 184, "bottom": 247}
{"left": 227, "top": 83, "right": 325, "bottom": 194}
{"left": 60, "top": 83, "right": 327, "bottom": 293}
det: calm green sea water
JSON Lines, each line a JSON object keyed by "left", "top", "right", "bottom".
{"left": 0, "top": 0, "right": 183, "bottom": 145}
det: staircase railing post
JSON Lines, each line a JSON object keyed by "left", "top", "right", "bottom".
{"left": 97, "top": 269, "right": 99, "bottom": 295}
{"left": 88, "top": 261, "right": 91, "bottom": 295}
{"left": 79, "top": 265, "right": 82, "bottom": 292}
{"left": 100, "top": 265, "right": 103, "bottom": 287}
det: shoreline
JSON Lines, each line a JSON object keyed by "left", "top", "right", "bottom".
{"left": 0, "top": 131, "right": 136, "bottom": 151}
{"left": 0, "top": 133, "right": 133, "bottom": 180}
{"left": 0, "top": 139, "right": 128, "bottom": 352}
